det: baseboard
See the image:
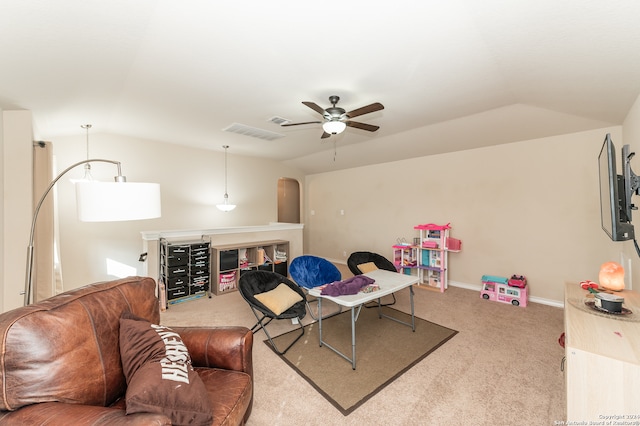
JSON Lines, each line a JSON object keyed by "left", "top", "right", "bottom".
{"left": 328, "top": 259, "right": 564, "bottom": 308}
{"left": 448, "top": 280, "right": 564, "bottom": 308}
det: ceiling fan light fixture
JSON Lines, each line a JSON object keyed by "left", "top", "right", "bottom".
{"left": 322, "top": 120, "right": 346, "bottom": 135}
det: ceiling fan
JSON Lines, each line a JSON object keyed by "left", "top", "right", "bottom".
{"left": 281, "top": 95, "right": 384, "bottom": 139}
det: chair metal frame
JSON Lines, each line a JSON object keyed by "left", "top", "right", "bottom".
{"left": 238, "top": 270, "right": 306, "bottom": 355}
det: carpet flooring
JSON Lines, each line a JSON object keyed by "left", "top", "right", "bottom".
{"left": 268, "top": 307, "right": 457, "bottom": 415}
{"left": 160, "top": 265, "right": 566, "bottom": 425}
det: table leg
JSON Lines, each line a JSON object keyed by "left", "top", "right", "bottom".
{"left": 410, "top": 284, "right": 415, "bottom": 331}
{"left": 351, "top": 306, "right": 356, "bottom": 370}
{"left": 318, "top": 296, "right": 323, "bottom": 347}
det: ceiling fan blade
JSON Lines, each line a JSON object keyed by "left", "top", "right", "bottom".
{"left": 320, "top": 131, "right": 331, "bottom": 139}
{"left": 280, "top": 121, "right": 322, "bottom": 127}
{"left": 345, "top": 102, "right": 384, "bottom": 119}
{"left": 346, "top": 121, "right": 380, "bottom": 132}
{"left": 302, "top": 101, "right": 327, "bottom": 116}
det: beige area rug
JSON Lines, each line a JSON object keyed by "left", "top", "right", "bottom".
{"left": 268, "top": 306, "right": 457, "bottom": 415}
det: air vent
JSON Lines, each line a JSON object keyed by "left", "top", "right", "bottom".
{"left": 222, "top": 123, "right": 285, "bottom": 141}
{"left": 268, "top": 116, "right": 291, "bottom": 126}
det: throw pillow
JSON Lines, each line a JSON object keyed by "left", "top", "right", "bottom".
{"left": 119, "top": 312, "right": 213, "bottom": 426}
{"left": 357, "top": 262, "right": 379, "bottom": 273}
{"left": 254, "top": 283, "right": 303, "bottom": 315}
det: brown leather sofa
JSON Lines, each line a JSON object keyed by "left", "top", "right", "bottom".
{"left": 0, "top": 276, "right": 253, "bottom": 425}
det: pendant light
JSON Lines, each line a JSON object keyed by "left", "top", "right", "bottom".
{"left": 216, "top": 145, "right": 236, "bottom": 212}
{"left": 70, "top": 124, "right": 94, "bottom": 182}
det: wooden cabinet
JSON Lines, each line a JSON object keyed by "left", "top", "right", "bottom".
{"left": 210, "top": 240, "right": 289, "bottom": 295}
{"left": 564, "top": 282, "right": 640, "bottom": 421}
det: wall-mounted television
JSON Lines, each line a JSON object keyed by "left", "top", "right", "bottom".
{"left": 598, "top": 133, "right": 637, "bottom": 241}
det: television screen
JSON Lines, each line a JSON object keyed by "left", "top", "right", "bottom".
{"left": 598, "top": 134, "right": 634, "bottom": 241}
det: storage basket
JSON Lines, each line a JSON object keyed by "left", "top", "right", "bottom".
{"left": 219, "top": 271, "right": 237, "bottom": 292}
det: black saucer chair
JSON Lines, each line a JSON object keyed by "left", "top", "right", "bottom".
{"left": 238, "top": 270, "right": 307, "bottom": 355}
{"left": 347, "top": 251, "right": 398, "bottom": 307}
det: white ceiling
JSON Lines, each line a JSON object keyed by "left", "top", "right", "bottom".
{"left": 2, "top": 1, "right": 640, "bottom": 174}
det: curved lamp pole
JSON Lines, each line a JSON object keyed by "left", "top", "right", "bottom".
{"left": 23, "top": 158, "right": 124, "bottom": 306}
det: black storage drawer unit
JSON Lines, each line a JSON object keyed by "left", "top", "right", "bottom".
{"left": 160, "top": 238, "right": 211, "bottom": 306}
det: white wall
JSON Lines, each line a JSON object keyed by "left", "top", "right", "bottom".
{"left": 622, "top": 92, "right": 640, "bottom": 288}
{"left": 1, "top": 111, "right": 33, "bottom": 312}
{"left": 304, "top": 127, "right": 625, "bottom": 303}
{"left": 38, "top": 132, "right": 305, "bottom": 299}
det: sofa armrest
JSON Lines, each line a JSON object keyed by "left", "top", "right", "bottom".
{"left": 171, "top": 326, "right": 253, "bottom": 377}
{"left": 0, "top": 402, "right": 171, "bottom": 425}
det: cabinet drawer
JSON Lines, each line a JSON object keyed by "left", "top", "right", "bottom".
{"left": 191, "top": 253, "right": 209, "bottom": 262}
{"left": 166, "top": 276, "right": 188, "bottom": 289}
{"left": 165, "top": 265, "right": 188, "bottom": 277}
{"left": 167, "top": 245, "right": 189, "bottom": 256}
{"left": 191, "top": 248, "right": 209, "bottom": 258}
{"left": 191, "top": 258, "right": 209, "bottom": 268}
{"left": 167, "top": 286, "right": 188, "bottom": 300}
{"left": 191, "top": 275, "right": 209, "bottom": 286}
{"left": 165, "top": 255, "right": 188, "bottom": 266}
{"left": 190, "top": 282, "right": 208, "bottom": 294}
{"left": 191, "top": 268, "right": 209, "bottom": 277}
{"left": 191, "top": 242, "right": 209, "bottom": 251}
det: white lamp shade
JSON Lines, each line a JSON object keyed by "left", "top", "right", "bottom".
{"left": 75, "top": 181, "right": 161, "bottom": 222}
{"left": 322, "top": 121, "right": 346, "bottom": 134}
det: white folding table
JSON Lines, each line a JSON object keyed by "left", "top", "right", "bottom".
{"left": 308, "top": 268, "right": 419, "bottom": 369}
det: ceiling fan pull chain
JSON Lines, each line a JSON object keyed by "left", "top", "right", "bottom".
{"left": 333, "top": 141, "right": 337, "bottom": 162}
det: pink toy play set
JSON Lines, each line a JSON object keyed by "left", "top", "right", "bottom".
{"left": 480, "top": 274, "right": 528, "bottom": 307}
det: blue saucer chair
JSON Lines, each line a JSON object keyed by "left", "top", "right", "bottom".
{"left": 289, "top": 255, "right": 342, "bottom": 319}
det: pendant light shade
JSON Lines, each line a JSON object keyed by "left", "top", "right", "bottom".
{"left": 216, "top": 145, "right": 236, "bottom": 212}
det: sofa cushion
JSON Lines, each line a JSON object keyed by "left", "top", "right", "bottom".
{"left": 119, "top": 312, "right": 213, "bottom": 425}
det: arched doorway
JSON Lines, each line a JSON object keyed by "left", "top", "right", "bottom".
{"left": 277, "top": 177, "right": 300, "bottom": 223}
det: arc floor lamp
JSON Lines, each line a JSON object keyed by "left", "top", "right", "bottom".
{"left": 24, "top": 158, "right": 161, "bottom": 305}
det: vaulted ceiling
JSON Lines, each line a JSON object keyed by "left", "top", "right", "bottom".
{"left": 2, "top": 1, "right": 640, "bottom": 174}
